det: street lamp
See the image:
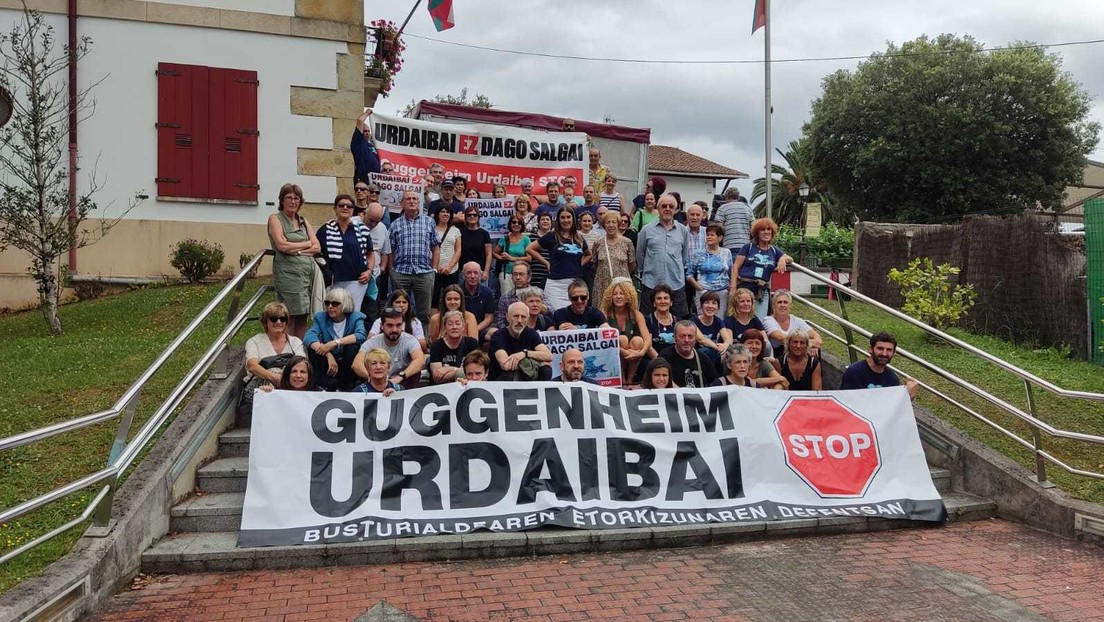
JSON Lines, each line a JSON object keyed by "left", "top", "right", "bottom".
{"left": 798, "top": 181, "right": 810, "bottom": 265}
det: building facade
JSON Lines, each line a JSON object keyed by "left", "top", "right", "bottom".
{"left": 0, "top": 0, "right": 369, "bottom": 309}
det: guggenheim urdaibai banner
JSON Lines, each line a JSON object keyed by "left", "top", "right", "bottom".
{"left": 239, "top": 383, "right": 944, "bottom": 547}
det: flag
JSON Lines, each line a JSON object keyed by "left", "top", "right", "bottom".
{"left": 752, "top": 0, "right": 767, "bottom": 34}
{"left": 428, "top": 0, "right": 455, "bottom": 32}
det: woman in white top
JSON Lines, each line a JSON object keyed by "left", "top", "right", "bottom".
{"left": 432, "top": 202, "right": 462, "bottom": 316}
{"left": 761, "top": 289, "right": 822, "bottom": 359}
{"left": 244, "top": 301, "right": 306, "bottom": 385}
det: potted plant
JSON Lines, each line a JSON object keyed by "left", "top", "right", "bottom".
{"left": 367, "top": 19, "right": 405, "bottom": 98}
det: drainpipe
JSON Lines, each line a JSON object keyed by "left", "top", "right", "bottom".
{"left": 67, "top": 0, "right": 78, "bottom": 271}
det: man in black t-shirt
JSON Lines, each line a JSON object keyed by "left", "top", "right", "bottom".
{"left": 553, "top": 280, "right": 609, "bottom": 330}
{"left": 660, "top": 320, "right": 720, "bottom": 388}
{"left": 490, "top": 302, "right": 553, "bottom": 380}
{"left": 429, "top": 310, "right": 480, "bottom": 383}
{"left": 840, "top": 331, "right": 919, "bottom": 399}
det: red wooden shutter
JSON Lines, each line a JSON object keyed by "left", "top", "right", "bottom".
{"left": 208, "top": 68, "right": 259, "bottom": 202}
{"left": 156, "top": 63, "right": 209, "bottom": 198}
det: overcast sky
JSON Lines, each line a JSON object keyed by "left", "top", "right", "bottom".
{"left": 372, "top": 0, "right": 1104, "bottom": 195}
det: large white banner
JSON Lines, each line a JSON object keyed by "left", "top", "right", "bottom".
{"left": 371, "top": 112, "right": 587, "bottom": 195}
{"left": 240, "top": 384, "right": 944, "bottom": 547}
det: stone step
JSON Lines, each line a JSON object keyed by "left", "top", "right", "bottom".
{"left": 195, "top": 457, "right": 249, "bottom": 493}
{"left": 930, "top": 467, "right": 951, "bottom": 492}
{"left": 144, "top": 491, "right": 996, "bottom": 574}
{"left": 217, "top": 427, "right": 252, "bottom": 458}
{"left": 170, "top": 493, "right": 245, "bottom": 533}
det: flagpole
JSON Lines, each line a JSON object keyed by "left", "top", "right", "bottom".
{"left": 395, "top": 0, "right": 423, "bottom": 39}
{"left": 764, "top": 0, "right": 772, "bottom": 220}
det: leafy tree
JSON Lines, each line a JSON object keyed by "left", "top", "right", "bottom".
{"left": 804, "top": 34, "right": 1099, "bottom": 223}
{"left": 0, "top": 7, "right": 138, "bottom": 334}
{"left": 750, "top": 139, "right": 843, "bottom": 227}
{"left": 399, "top": 87, "right": 492, "bottom": 117}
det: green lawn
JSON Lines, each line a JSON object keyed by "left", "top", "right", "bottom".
{"left": 796, "top": 297, "right": 1104, "bottom": 504}
{"left": 0, "top": 280, "right": 265, "bottom": 592}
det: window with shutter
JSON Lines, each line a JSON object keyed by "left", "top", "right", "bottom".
{"left": 156, "top": 62, "right": 259, "bottom": 203}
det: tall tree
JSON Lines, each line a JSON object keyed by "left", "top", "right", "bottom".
{"left": 804, "top": 34, "right": 1099, "bottom": 223}
{"left": 399, "top": 87, "right": 493, "bottom": 117}
{"left": 0, "top": 7, "right": 136, "bottom": 334}
{"left": 750, "top": 139, "right": 841, "bottom": 227}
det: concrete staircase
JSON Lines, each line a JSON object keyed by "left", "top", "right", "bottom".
{"left": 142, "top": 426, "right": 998, "bottom": 574}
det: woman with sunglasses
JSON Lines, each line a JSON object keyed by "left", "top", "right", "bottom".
{"left": 526, "top": 206, "right": 591, "bottom": 311}
{"left": 317, "top": 194, "right": 375, "bottom": 312}
{"left": 304, "top": 288, "right": 367, "bottom": 391}
{"left": 245, "top": 301, "right": 305, "bottom": 387}
{"left": 494, "top": 215, "right": 532, "bottom": 296}
{"left": 431, "top": 202, "right": 462, "bottom": 315}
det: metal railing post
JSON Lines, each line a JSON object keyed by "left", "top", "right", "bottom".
{"left": 212, "top": 272, "right": 250, "bottom": 379}
{"left": 834, "top": 288, "right": 859, "bottom": 365}
{"left": 88, "top": 391, "right": 141, "bottom": 535}
{"left": 1024, "top": 381, "right": 1055, "bottom": 488}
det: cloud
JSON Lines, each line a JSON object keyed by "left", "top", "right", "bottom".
{"left": 376, "top": 0, "right": 1104, "bottom": 194}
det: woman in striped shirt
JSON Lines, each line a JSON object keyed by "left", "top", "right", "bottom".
{"left": 599, "top": 172, "right": 627, "bottom": 214}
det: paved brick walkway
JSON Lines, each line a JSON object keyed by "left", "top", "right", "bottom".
{"left": 88, "top": 519, "right": 1103, "bottom": 622}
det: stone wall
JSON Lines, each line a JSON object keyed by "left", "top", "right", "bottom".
{"left": 854, "top": 214, "right": 1088, "bottom": 358}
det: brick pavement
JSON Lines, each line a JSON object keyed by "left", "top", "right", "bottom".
{"left": 87, "top": 519, "right": 1103, "bottom": 622}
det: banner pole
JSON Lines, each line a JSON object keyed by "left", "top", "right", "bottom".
{"left": 764, "top": 0, "right": 773, "bottom": 220}
{"left": 395, "top": 0, "right": 423, "bottom": 39}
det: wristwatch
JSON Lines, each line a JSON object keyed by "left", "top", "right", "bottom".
{"left": 397, "top": 371, "right": 407, "bottom": 380}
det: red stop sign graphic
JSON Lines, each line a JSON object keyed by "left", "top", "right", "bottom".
{"left": 774, "top": 396, "right": 881, "bottom": 497}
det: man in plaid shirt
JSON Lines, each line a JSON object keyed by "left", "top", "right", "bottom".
{"left": 388, "top": 190, "right": 440, "bottom": 326}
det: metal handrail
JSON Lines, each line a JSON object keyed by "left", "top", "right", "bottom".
{"left": 789, "top": 263, "right": 1104, "bottom": 402}
{"left": 0, "top": 249, "right": 273, "bottom": 564}
{"left": 790, "top": 262, "right": 1104, "bottom": 484}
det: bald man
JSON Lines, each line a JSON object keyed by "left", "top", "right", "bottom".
{"left": 489, "top": 301, "right": 552, "bottom": 380}
{"left": 560, "top": 348, "right": 587, "bottom": 382}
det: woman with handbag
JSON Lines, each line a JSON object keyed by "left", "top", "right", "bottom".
{"left": 591, "top": 210, "right": 636, "bottom": 304}
{"left": 240, "top": 301, "right": 306, "bottom": 417}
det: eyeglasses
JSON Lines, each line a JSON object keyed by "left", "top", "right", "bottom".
{"left": 570, "top": 295, "right": 589, "bottom": 302}
{"left": 268, "top": 316, "right": 288, "bottom": 323}
{"left": 325, "top": 301, "right": 342, "bottom": 307}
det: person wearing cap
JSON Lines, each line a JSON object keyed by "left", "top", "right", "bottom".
{"left": 351, "top": 108, "right": 380, "bottom": 184}
{"left": 316, "top": 194, "right": 375, "bottom": 312}
{"left": 459, "top": 206, "right": 493, "bottom": 282}
{"left": 428, "top": 179, "right": 464, "bottom": 224}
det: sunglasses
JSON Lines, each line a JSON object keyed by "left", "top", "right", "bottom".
{"left": 367, "top": 189, "right": 380, "bottom": 194}
{"left": 510, "top": 221, "right": 523, "bottom": 227}
{"left": 337, "top": 203, "right": 354, "bottom": 208}
{"left": 570, "top": 295, "right": 589, "bottom": 302}
{"left": 325, "top": 301, "right": 342, "bottom": 307}
{"left": 268, "top": 316, "right": 288, "bottom": 323}
{"left": 355, "top": 187, "right": 369, "bottom": 192}
{"left": 466, "top": 213, "right": 479, "bottom": 217}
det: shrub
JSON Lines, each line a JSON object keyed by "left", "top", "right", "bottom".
{"left": 170, "top": 239, "right": 225, "bottom": 283}
{"left": 239, "top": 251, "right": 259, "bottom": 279}
{"left": 887, "top": 257, "right": 976, "bottom": 330}
{"left": 806, "top": 224, "right": 854, "bottom": 261}
{"left": 775, "top": 224, "right": 802, "bottom": 256}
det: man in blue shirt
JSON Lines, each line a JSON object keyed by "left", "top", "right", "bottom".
{"left": 840, "top": 332, "right": 919, "bottom": 399}
{"left": 351, "top": 109, "right": 380, "bottom": 184}
{"left": 536, "top": 181, "right": 563, "bottom": 219}
{"left": 389, "top": 191, "right": 440, "bottom": 326}
{"left": 636, "top": 194, "right": 691, "bottom": 318}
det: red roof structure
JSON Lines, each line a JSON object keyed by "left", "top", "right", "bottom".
{"left": 648, "top": 145, "right": 746, "bottom": 179}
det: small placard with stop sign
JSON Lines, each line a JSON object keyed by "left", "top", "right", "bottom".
{"left": 774, "top": 396, "right": 881, "bottom": 498}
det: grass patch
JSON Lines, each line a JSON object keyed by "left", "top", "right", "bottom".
{"left": 796, "top": 297, "right": 1104, "bottom": 504}
{"left": 0, "top": 280, "right": 265, "bottom": 593}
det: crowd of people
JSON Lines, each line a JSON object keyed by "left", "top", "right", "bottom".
{"left": 245, "top": 116, "right": 919, "bottom": 402}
